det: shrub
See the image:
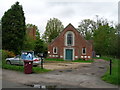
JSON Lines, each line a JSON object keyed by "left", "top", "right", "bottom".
{"left": 2, "top": 50, "right": 15, "bottom": 59}
{"left": 102, "top": 59, "right": 120, "bottom": 85}
{"left": 5, "top": 50, "right": 15, "bottom": 58}
{"left": 2, "top": 50, "right": 15, "bottom": 64}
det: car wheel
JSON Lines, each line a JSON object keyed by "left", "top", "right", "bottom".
{"left": 6, "top": 61, "right": 11, "bottom": 65}
{"left": 33, "top": 65, "right": 37, "bottom": 67}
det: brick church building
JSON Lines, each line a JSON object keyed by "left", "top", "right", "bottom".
{"left": 48, "top": 23, "right": 93, "bottom": 60}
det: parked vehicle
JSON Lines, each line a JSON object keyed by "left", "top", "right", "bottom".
{"left": 6, "top": 55, "right": 41, "bottom": 67}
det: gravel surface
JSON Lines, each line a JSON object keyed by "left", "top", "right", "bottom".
{"left": 43, "top": 62, "right": 91, "bottom": 70}
{"left": 2, "top": 59, "right": 118, "bottom": 88}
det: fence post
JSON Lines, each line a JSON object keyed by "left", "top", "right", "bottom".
{"left": 38, "top": 53, "right": 44, "bottom": 69}
{"left": 41, "top": 57, "right": 43, "bottom": 69}
{"left": 110, "top": 59, "right": 112, "bottom": 75}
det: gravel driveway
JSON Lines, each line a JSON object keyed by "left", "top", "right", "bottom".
{"left": 2, "top": 59, "right": 118, "bottom": 88}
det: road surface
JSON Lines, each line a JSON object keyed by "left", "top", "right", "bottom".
{"left": 2, "top": 59, "right": 119, "bottom": 88}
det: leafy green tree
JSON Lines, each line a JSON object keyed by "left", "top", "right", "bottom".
{"left": 0, "top": 20, "right": 2, "bottom": 49}
{"left": 118, "top": 34, "right": 120, "bottom": 58}
{"left": 2, "top": 2, "right": 26, "bottom": 54}
{"left": 0, "top": 20, "right": 1, "bottom": 30}
{"left": 115, "top": 24, "right": 120, "bottom": 58}
{"left": 93, "top": 24, "right": 117, "bottom": 56}
{"left": 78, "top": 19, "right": 97, "bottom": 40}
{"left": 23, "top": 34, "right": 35, "bottom": 51}
{"left": 95, "top": 15, "right": 109, "bottom": 27}
{"left": 78, "top": 16, "right": 110, "bottom": 40}
{"left": 23, "top": 24, "right": 37, "bottom": 51}
{"left": 34, "top": 27, "right": 47, "bottom": 55}
{"left": 43, "top": 18, "right": 64, "bottom": 43}
{"left": 25, "top": 23, "right": 47, "bottom": 55}
{"left": 34, "top": 39, "right": 47, "bottom": 55}
{"left": 36, "top": 27, "right": 40, "bottom": 40}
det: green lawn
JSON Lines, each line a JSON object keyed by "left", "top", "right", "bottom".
{"left": 2, "top": 61, "right": 51, "bottom": 73}
{"left": 45, "top": 58, "right": 94, "bottom": 63}
{"left": 97, "top": 56, "right": 120, "bottom": 85}
{"left": 0, "top": 60, "right": 2, "bottom": 68}
{"left": 45, "top": 58, "right": 65, "bottom": 61}
{"left": 93, "top": 56, "right": 111, "bottom": 61}
{"left": 2, "top": 58, "right": 93, "bottom": 73}
{"left": 73, "top": 59, "right": 94, "bottom": 63}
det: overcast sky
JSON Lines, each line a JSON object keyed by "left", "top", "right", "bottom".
{"left": 0, "top": 0, "right": 119, "bottom": 35}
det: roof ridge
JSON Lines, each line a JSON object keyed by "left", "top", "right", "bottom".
{"left": 48, "top": 23, "right": 92, "bottom": 46}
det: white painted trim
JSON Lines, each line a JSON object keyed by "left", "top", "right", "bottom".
{"left": 53, "top": 47, "right": 58, "bottom": 54}
{"left": 48, "top": 51, "right": 50, "bottom": 54}
{"left": 81, "top": 56, "right": 83, "bottom": 58}
{"left": 64, "top": 31, "right": 75, "bottom": 46}
{"left": 75, "top": 56, "right": 78, "bottom": 58}
{"left": 64, "top": 47, "right": 75, "bottom": 60}
{"left": 60, "top": 56, "right": 63, "bottom": 58}
{"left": 82, "top": 48, "right": 86, "bottom": 55}
{"left": 84, "top": 56, "right": 87, "bottom": 58}
{"left": 53, "top": 55, "right": 55, "bottom": 57}
{"left": 88, "top": 56, "right": 91, "bottom": 58}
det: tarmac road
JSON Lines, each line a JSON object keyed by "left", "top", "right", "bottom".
{"left": 2, "top": 79, "right": 30, "bottom": 88}
{"left": 2, "top": 59, "right": 119, "bottom": 88}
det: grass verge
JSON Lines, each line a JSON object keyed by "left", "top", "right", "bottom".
{"left": 0, "top": 61, "right": 2, "bottom": 68}
{"left": 98, "top": 57, "right": 120, "bottom": 85}
{"left": 93, "top": 56, "right": 111, "bottom": 61}
{"left": 2, "top": 62, "right": 51, "bottom": 73}
{"left": 73, "top": 59, "right": 94, "bottom": 63}
{"left": 45, "top": 58, "right": 65, "bottom": 61}
{"left": 45, "top": 58, "right": 94, "bottom": 63}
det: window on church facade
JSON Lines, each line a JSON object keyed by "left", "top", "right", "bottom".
{"left": 65, "top": 31, "right": 74, "bottom": 46}
{"left": 67, "top": 33, "right": 73, "bottom": 46}
{"left": 53, "top": 47, "right": 58, "bottom": 54}
{"left": 82, "top": 47, "right": 86, "bottom": 55}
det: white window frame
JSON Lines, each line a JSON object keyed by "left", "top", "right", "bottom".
{"left": 82, "top": 48, "right": 86, "bottom": 55}
{"left": 53, "top": 47, "right": 58, "bottom": 54}
{"left": 65, "top": 31, "right": 75, "bottom": 46}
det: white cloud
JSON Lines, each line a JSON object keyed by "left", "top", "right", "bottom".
{"left": 0, "top": 0, "right": 119, "bottom": 34}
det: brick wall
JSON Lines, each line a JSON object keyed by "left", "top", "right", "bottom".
{"left": 48, "top": 24, "right": 93, "bottom": 60}
{"left": 26, "top": 26, "right": 36, "bottom": 40}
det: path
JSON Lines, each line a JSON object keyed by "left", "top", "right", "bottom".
{"left": 2, "top": 59, "right": 118, "bottom": 88}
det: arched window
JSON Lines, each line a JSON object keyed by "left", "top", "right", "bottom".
{"left": 65, "top": 31, "right": 74, "bottom": 46}
{"left": 82, "top": 47, "right": 86, "bottom": 55}
{"left": 53, "top": 47, "right": 58, "bottom": 54}
{"left": 67, "top": 33, "right": 73, "bottom": 46}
